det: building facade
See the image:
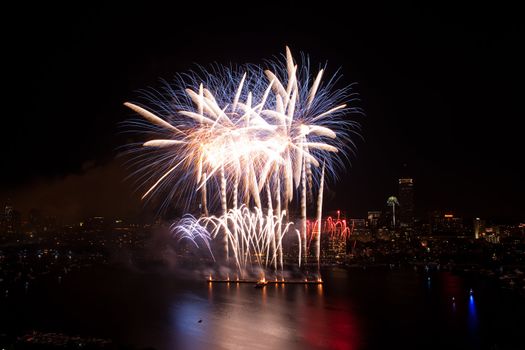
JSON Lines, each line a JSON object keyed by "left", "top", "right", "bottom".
{"left": 398, "top": 178, "right": 415, "bottom": 228}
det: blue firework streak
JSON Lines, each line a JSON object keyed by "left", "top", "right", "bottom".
{"left": 122, "top": 47, "right": 361, "bottom": 214}
{"left": 122, "top": 47, "right": 362, "bottom": 278}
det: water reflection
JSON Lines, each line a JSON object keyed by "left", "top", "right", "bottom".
{"left": 188, "top": 282, "right": 361, "bottom": 349}
{"left": 172, "top": 294, "right": 210, "bottom": 349}
{"left": 5, "top": 267, "right": 525, "bottom": 349}
{"left": 207, "top": 281, "right": 212, "bottom": 301}
{"left": 440, "top": 272, "right": 461, "bottom": 314}
{"left": 302, "top": 297, "right": 360, "bottom": 350}
{"left": 441, "top": 272, "right": 462, "bottom": 299}
{"left": 261, "top": 283, "right": 267, "bottom": 304}
{"left": 468, "top": 294, "right": 478, "bottom": 331}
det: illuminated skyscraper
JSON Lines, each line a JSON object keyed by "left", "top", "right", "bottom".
{"left": 473, "top": 217, "right": 485, "bottom": 239}
{"left": 398, "top": 178, "right": 415, "bottom": 227}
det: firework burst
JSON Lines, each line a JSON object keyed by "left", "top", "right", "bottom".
{"left": 123, "top": 47, "right": 361, "bottom": 279}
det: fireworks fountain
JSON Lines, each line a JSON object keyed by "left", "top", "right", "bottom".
{"left": 123, "top": 47, "right": 360, "bottom": 282}
{"left": 387, "top": 196, "right": 399, "bottom": 229}
{"left": 307, "top": 210, "right": 353, "bottom": 243}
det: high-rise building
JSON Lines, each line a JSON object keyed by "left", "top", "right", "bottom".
{"left": 367, "top": 211, "right": 382, "bottom": 229}
{"left": 398, "top": 178, "right": 415, "bottom": 227}
{"left": 327, "top": 232, "right": 347, "bottom": 260}
{"left": 2, "top": 201, "right": 21, "bottom": 233}
{"left": 473, "top": 217, "right": 485, "bottom": 239}
{"left": 429, "top": 211, "right": 465, "bottom": 237}
{"left": 350, "top": 219, "right": 368, "bottom": 236}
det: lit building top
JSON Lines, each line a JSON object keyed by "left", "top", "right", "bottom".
{"left": 398, "top": 178, "right": 413, "bottom": 185}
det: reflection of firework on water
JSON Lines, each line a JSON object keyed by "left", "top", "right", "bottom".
{"left": 123, "top": 47, "right": 360, "bottom": 279}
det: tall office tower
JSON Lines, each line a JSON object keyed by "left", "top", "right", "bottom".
{"left": 398, "top": 178, "right": 415, "bottom": 227}
{"left": 473, "top": 217, "right": 485, "bottom": 239}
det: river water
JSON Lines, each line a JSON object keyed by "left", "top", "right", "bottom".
{"left": 1, "top": 266, "right": 524, "bottom": 349}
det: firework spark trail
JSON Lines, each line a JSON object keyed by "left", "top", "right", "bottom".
{"left": 124, "top": 47, "right": 360, "bottom": 278}
{"left": 307, "top": 210, "right": 352, "bottom": 242}
{"left": 174, "top": 206, "right": 295, "bottom": 279}
{"left": 316, "top": 164, "right": 325, "bottom": 273}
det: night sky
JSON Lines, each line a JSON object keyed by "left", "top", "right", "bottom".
{"left": 2, "top": 4, "right": 524, "bottom": 222}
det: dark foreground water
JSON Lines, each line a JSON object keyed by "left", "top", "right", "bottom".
{"left": 2, "top": 266, "right": 525, "bottom": 350}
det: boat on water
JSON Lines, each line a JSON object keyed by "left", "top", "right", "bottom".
{"left": 255, "top": 279, "right": 268, "bottom": 288}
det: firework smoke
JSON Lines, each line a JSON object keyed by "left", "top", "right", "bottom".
{"left": 123, "top": 47, "right": 360, "bottom": 279}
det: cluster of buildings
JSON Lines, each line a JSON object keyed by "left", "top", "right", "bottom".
{"left": 307, "top": 177, "right": 524, "bottom": 263}
{"left": 0, "top": 202, "right": 61, "bottom": 237}
{"left": 0, "top": 201, "right": 21, "bottom": 234}
{"left": 2, "top": 178, "right": 524, "bottom": 267}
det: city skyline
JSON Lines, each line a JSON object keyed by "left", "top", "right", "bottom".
{"left": 1, "top": 5, "right": 524, "bottom": 349}
{"left": 2, "top": 4, "right": 524, "bottom": 222}
{"left": 2, "top": 174, "right": 522, "bottom": 225}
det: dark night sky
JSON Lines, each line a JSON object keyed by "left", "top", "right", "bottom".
{"left": 2, "top": 3, "right": 524, "bottom": 222}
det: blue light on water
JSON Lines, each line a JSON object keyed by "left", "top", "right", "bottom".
{"left": 469, "top": 295, "right": 476, "bottom": 313}
{"left": 172, "top": 294, "right": 210, "bottom": 344}
{"left": 468, "top": 294, "right": 478, "bottom": 332}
